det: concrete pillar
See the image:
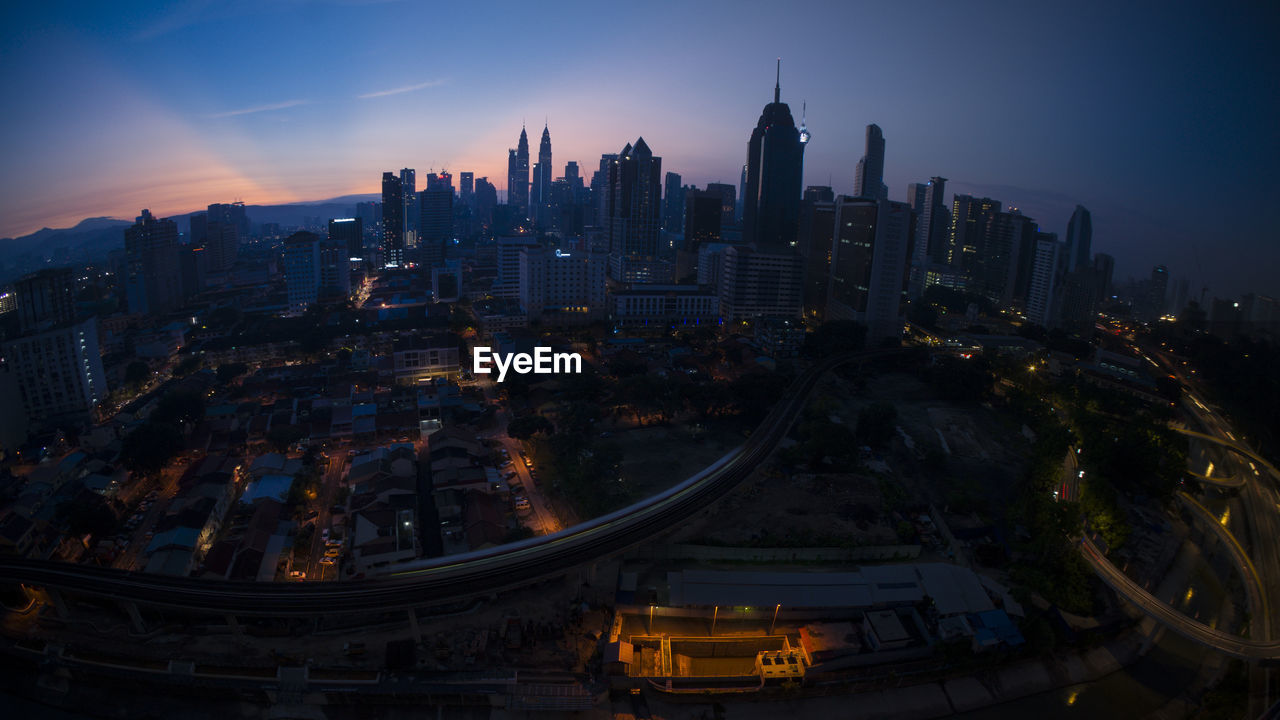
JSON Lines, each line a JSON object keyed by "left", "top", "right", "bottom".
{"left": 407, "top": 608, "right": 421, "bottom": 642}
{"left": 121, "top": 600, "right": 146, "bottom": 634}
{"left": 47, "top": 588, "right": 70, "bottom": 619}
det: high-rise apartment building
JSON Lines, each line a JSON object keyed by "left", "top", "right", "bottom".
{"left": 125, "top": 209, "right": 182, "bottom": 315}
{"left": 3, "top": 317, "right": 107, "bottom": 425}
{"left": 381, "top": 172, "right": 405, "bottom": 267}
{"left": 1025, "top": 234, "right": 1060, "bottom": 327}
{"left": 284, "top": 231, "right": 350, "bottom": 315}
{"left": 718, "top": 245, "right": 804, "bottom": 322}
{"left": 14, "top": 268, "right": 76, "bottom": 334}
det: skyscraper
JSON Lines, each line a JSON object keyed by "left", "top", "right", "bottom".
{"left": 420, "top": 183, "right": 453, "bottom": 267}
{"left": 907, "top": 177, "right": 950, "bottom": 298}
{"left": 826, "top": 197, "right": 913, "bottom": 343}
{"left": 949, "top": 194, "right": 1002, "bottom": 278}
{"left": 742, "top": 61, "right": 805, "bottom": 250}
{"left": 852, "top": 124, "right": 888, "bottom": 201}
{"left": 1144, "top": 265, "right": 1169, "bottom": 321}
{"left": 530, "top": 124, "right": 553, "bottom": 228}
{"left": 707, "top": 183, "right": 738, "bottom": 230}
{"left": 1064, "top": 205, "right": 1092, "bottom": 273}
{"left": 797, "top": 196, "right": 836, "bottom": 320}
{"left": 1025, "top": 234, "right": 1060, "bottom": 327}
{"left": 382, "top": 172, "right": 405, "bottom": 267}
{"left": 125, "top": 209, "right": 182, "bottom": 315}
{"left": 328, "top": 217, "right": 363, "bottom": 259}
{"left": 459, "top": 172, "right": 474, "bottom": 204}
{"left": 474, "top": 177, "right": 497, "bottom": 231}
{"left": 605, "top": 139, "right": 665, "bottom": 282}
{"left": 400, "top": 168, "right": 417, "bottom": 247}
{"left": 507, "top": 125, "right": 530, "bottom": 219}
{"left": 663, "top": 172, "right": 684, "bottom": 233}
{"left": 205, "top": 202, "right": 245, "bottom": 270}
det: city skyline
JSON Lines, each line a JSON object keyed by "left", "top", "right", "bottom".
{"left": 1, "top": 1, "right": 1277, "bottom": 297}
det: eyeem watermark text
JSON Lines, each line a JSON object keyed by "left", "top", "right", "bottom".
{"left": 473, "top": 346, "right": 582, "bottom": 382}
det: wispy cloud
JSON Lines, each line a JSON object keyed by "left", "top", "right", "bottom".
{"left": 205, "top": 99, "right": 310, "bottom": 119}
{"left": 357, "top": 79, "right": 446, "bottom": 99}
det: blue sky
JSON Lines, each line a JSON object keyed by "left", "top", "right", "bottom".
{"left": 1, "top": 0, "right": 1277, "bottom": 297}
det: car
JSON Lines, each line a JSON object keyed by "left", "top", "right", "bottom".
{"left": 324, "top": 547, "right": 341, "bottom": 558}
{"left": 289, "top": 571, "right": 306, "bottom": 580}
{"left": 305, "top": 509, "right": 319, "bottom": 520}
{"left": 320, "top": 557, "right": 336, "bottom": 565}
{"left": 504, "top": 471, "right": 518, "bottom": 480}
{"left": 321, "top": 529, "right": 330, "bottom": 541}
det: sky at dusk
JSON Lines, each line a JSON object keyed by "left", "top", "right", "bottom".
{"left": 1, "top": 0, "right": 1277, "bottom": 298}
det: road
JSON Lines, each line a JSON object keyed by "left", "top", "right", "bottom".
{"left": 1079, "top": 534, "right": 1280, "bottom": 660}
{"left": 303, "top": 455, "right": 348, "bottom": 581}
{"left": 475, "top": 376, "right": 564, "bottom": 535}
{"left": 0, "top": 348, "right": 902, "bottom": 616}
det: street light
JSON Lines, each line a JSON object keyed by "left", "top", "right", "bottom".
{"left": 711, "top": 605, "right": 718, "bottom": 637}
{"left": 649, "top": 605, "right": 655, "bottom": 634}
{"left": 770, "top": 604, "right": 781, "bottom": 635}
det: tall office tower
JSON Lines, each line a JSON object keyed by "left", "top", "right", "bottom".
{"left": 605, "top": 139, "right": 665, "bottom": 283}
{"left": 1092, "top": 253, "right": 1115, "bottom": 305}
{"left": 125, "top": 209, "right": 182, "bottom": 315}
{"left": 742, "top": 61, "right": 805, "bottom": 249}
{"left": 718, "top": 245, "right": 804, "bottom": 321}
{"left": 329, "top": 217, "right": 363, "bottom": 259}
{"left": 980, "top": 210, "right": 1031, "bottom": 305}
{"left": 907, "top": 176, "right": 949, "bottom": 297}
{"left": 14, "top": 268, "right": 76, "bottom": 334}
{"left": 1024, "top": 234, "right": 1060, "bottom": 327}
{"left": 427, "top": 171, "right": 453, "bottom": 193}
{"left": 592, "top": 154, "right": 618, "bottom": 227}
{"left": 852, "top": 124, "right": 888, "bottom": 201}
{"left": 564, "top": 161, "right": 581, "bottom": 191}
{"left": 419, "top": 184, "right": 454, "bottom": 266}
{"left": 683, "top": 190, "right": 723, "bottom": 247}
{"left": 804, "top": 186, "right": 835, "bottom": 204}
{"left": 949, "top": 195, "right": 1002, "bottom": 279}
{"left": 356, "top": 201, "right": 380, "bottom": 230}
{"left": 1144, "top": 265, "right": 1169, "bottom": 321}
{"left": 1055, "top": 268, "right": 1097, "bottom": 335}
{"left": 663, "top": 172, "right": 684, "bottom": 232}
{"left": 1171, "top": 274, "right": 1189, "bottom": 316}
{"left": 797, "top": 197, "right": 836, "bottom": 321}
{"left": 706, "top": 183, "right": 737, "bottom": 231}
{"left": 382, "top": 172, "right": 405, "bottom": 267}
{"left": 1064, "top": 205, "right": 1092, "bottom": 273}
{"left": 459, "top": 172, "right": 474, "bottom": 203}
{"left": 529, "top": 124, "right": 552, "bottom": 227}
{"left": 736, "top": 164, "right": 747, "bottom": 225}
{"left": 905, "top": 183, "right": 927, "bottom": 215}
{"left": 400, "top": 168, "right": 417, "bottom": 245}
{"left": 474, "top": 177, "right": 497, "bottom": 230}
{"left": 507, "top": 125, "right": 531, "bottom": 218}
{"left": 284, "top": 231, "right": 350, "bottom": 315}
{"left": 3, "top": 317, "right": 107, "bottom": 425}
{"left": 824, "top": 197, "right": 913, "bottom": 344}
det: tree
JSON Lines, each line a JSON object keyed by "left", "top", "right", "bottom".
{"left": 855, "top": 402, "right": 898, "bottom": 449}
{"left": 153, "top": 388, "right": 206, "bottom": 427}
{"left": 803, "top": 320, "right": 867, "bottom": 358}
{"left": 124, "top": 360, "right": 150, "bottom": 388}
{"left": 507, "top": 414, "right": 554, "bottom": 439}
{"left": 120, "top": 422, "right": 183, "bottom": 475}
{"left": 173, "top": 355, "right": 202, "bottom": 377}
{"left": 216, "top": 362, "right": 249, "bottom": 384}
{"left": 267, "top": 425, "right": 306, "bottom": 453}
